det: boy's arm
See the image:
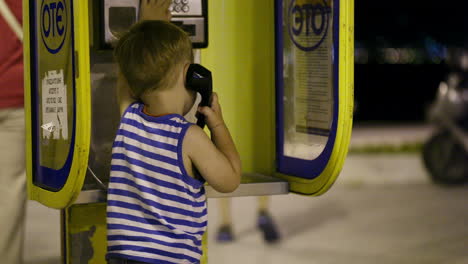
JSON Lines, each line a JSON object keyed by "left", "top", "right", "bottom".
{"left": 184, "top": 93, "right": 241, "bottom": 193}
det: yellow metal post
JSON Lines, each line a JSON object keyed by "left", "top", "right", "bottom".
{"left": 201, "top": 0, "right": 276, "bottom": 176}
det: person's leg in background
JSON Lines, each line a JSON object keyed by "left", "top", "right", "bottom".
{"left": 0, "top": 108, "right": 26, "bottom": 264}
{"left": 216, "top": 196, "right": 280, "bottom": 243}
{"left": 216, "top": 198, "right": 235, "bottom": 242}
{"left": 257, "top": 196, "right": 280, "bottom": 243}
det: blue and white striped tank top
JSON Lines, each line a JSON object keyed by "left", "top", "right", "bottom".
{"left": 106, "top": 102, "right": 207, "bottom": 264}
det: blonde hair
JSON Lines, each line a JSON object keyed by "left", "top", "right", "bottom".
{"left": 114, "top": 20, "right": 193, "bottom": 99}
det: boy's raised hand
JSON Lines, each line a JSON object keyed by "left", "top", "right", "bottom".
{"left": 197, "top": 93, "right": 225, "bottom": 130}
{"left": 139, "top": 0, "right": 172, "bottom": 22}
{"left": 186, "top": 92, "right": 241, "bottom": 193}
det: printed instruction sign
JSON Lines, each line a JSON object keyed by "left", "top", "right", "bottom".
{"left": 282, "top": 0, "right": 334, "bottom": 160}
{"left": 41, "top": 70, "right": 68, "bottom": 140}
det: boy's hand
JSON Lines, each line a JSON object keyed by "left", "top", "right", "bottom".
{"left": 187, "top": 92, "right": 241, "bottom": 193}
{"left": 139, "top": 0, "right": 172, "bottom": 22}
{"left": 197, "top": 93, "right": 225, "bottom": 130}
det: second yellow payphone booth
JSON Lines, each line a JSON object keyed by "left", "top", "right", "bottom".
{"left": 24, "top": 0, "right": 353, "bottom": 263}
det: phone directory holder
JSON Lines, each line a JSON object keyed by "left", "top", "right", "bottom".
{"left": 274, "top": 0, "right": 354, "bottom": 195}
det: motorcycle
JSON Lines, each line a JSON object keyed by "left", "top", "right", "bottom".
{"left": 422, "top": 48, "right": 468, "bottom": 185}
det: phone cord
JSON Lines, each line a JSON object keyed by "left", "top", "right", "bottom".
{"left": 87, "top": 165, "right": 108, "bottom": 190}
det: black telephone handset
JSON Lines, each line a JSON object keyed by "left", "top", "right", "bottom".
{"left": 186, "top": 64, "right": 213, "bottom": 128}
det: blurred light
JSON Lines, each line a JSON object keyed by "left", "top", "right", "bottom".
{"left": 439, "top": 82, "right": 448, "bottom": 96}
{"left": 431, "top": 56, "right": 442, "bottom": 64}
{"left": 425, "top": 37, "right": 447, "bottom": 64}
{"left": 354, "top": 46, "right": 448, "bottom": 65}
{"left": 384, "top": 48, "right": 399, "bottom": 64}
{"left": 408, "top": 49, "right": 417, "bottom": 63}
{"left": 461, "top": 54, "right": 468, "bottom": 70}
{"left": 461, "top": 90, "right": 468, "bottom": 101}
{"left": 448, "top": 88, "right": 459, "bottom": 102}
{"left": 354, "top": 48, "right": 369, "bottom": 64}
{"left": 399, "top": 48, "right": 411, "bottom": 64}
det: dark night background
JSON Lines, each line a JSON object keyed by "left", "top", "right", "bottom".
{"left": 354, "top": 1, "right": 468, "bottom": 123}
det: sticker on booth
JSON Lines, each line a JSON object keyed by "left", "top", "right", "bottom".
{"left": 41, "top": 69, "right": 68, "bottom": 140}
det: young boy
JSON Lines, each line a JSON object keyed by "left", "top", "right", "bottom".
{"left": 106, "top": 20, "right": 241, "bottom": 264}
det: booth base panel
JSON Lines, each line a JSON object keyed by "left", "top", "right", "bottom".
{"left": 63, "top": 203, "right": 208, "bottom": 264}
{"left": 62, "top": 174, "right": 287, "bottom": 263}
{"left": 63, "top": 203, "right": 107, "bottom": 264}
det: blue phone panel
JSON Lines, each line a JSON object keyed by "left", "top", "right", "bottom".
{"left": 275, "top": 0, "right": 340, "bottom": 179}
{"left": 30, "top": 0, "right": 77, "bottom": 191}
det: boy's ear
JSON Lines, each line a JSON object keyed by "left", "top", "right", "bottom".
{"left": 183, "top": 62, "right": 191, "bottom": 85}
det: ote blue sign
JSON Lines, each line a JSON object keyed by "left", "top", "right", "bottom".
{"left": 41, "top": 0, "right": 67, "bottom": 54}
{"left": 288, "top": 0, "right": 331, "bottom": 52}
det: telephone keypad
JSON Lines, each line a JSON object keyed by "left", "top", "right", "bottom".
{"left": 171, "top": 0, "right": 190, "bottom": 14}
{"left": 169, "top": 0, "right": 207, "bottom": 49}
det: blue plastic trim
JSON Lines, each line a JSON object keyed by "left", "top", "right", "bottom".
{"left": 30, "top": 0, "right": 39, "bottom": 190}
{"left": 31, "top": 0, "right": 77, "bottom": 191}
{"left": 275, "top": 0, "right": 340, "bottom": 179}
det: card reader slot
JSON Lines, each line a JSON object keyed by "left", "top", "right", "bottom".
{"left": 172, "top": 21, "right": 196, "bottom": 36}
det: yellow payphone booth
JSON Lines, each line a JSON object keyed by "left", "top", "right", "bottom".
{"left": 24, "top": 0, "right": 91, "bottom": 209}
{"left": 24, "top": 0, "right": 353, "bottom": 263}
{"left": 275, "top": 0, "right": 354, "bottom": 195}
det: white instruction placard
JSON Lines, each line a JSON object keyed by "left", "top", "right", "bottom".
{"left": 282, "top": 0, "right": 335, "bottom": 160}
{"left": 41, "top": 70, "right": 68, "bottom": 140}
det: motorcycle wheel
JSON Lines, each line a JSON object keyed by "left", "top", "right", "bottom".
{"left": 422, "top": 130, "right": 468, "bottom": 185}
